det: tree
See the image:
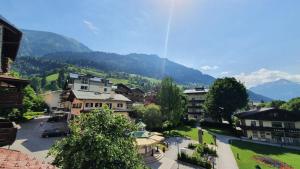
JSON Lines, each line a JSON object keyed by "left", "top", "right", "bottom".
{"left": 30, "top": 77, "right": 42, "bottom": 93}
{"left": 57, "top": 69, "right": 66, "bottom": 88}
{"left": 259, "top": 100, "right": 286, "bottom": 109}
{"left": 131, "top": 104, "right": 146, "bottom": 119}
{"left": 159, "top": 77, "right": 184, "bottom": 125}
{"left": 23, "top": 85, "right": 47, "bottom": 112}
{"left": 48, "top": 108, "right": 146, "bottom": 169}
{"left": 41, "top": 75, "right": 47, "bottom": 89}
{"left": 280, "top": 97, "right": 300, "bottom": 112}
{"left": 143, "top": 104, "right": 163, "bottom": 130}
{"left": 204, "top": 77, "right": 248, "bottom": 125}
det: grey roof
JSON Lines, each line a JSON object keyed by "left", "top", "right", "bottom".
{"left": 72, "top": 90, "right": 131, "bottom": 102}
{"left": 234, "top": 108, "right": 300, "bottom": 121}
{"left": 89, "top": 77, "right": 102, "bottom": 82}
{"left": 69, "top": 73, "right": 79, "bottom": 79}
{"left": 184, "top": 88, "right": 209, "bottom": 94}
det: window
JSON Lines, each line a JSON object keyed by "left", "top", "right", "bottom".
{"left": 253, "top": 131, "right": 258, "bottom": 138}
{"left": 81, "top": 78, "right": 88, "bottom": 84}
{"left": 81, "top": 86, "right": 87, "bottom": 90}
{"left": 107, "top": 103, "right": 112, "bottom": 109}
{"left": 85, "top": 103, "right": 89, "bottom": 107}
{"left": 73, "top": 103, "right": 82, "bottom": 108}
{"left": 251, "top": 121, "right": 256, "bottom": 127}
{"left": 272, "top": 122, "right": 282, "bottom": 128}
{"left": 99, "top": 103, "right": 102, "bottom": 107}
{"left": 104, "top": 88, "right": 107, "bottom": 92}
{"left": 260, "top": 131, "right": 265, "bottom": 139}
{"left": 90, "top": 103, "right": 94, "bottom": 107}
{"left": 259, "top": 121, "right": 263, "bottom": 127}
{"left": 117, "top": 103, "right": 123, "bottom": 108}
{"left": 284, "top": 122, "right": 295, "bottom": 129}
{"left": 95, "top": 103, "right": 99, "bottom": 107}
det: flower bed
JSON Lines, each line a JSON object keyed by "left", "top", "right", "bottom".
{"left": 253, "top": 155, "right": 294, "bottom": 169}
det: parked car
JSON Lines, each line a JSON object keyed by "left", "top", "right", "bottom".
{"left": 41, "top": 128, "right": 69, "bottom": 138}
{"left": 47, "top": 115, "right": 67, "bottom": 123}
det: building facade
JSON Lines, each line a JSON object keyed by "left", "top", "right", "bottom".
{"left": 184, "top": 87, "right": 208, "bottom": 120}
{"left": 68, "top": 90, "right": 131, "bottom": 119}
{"left": 235, "top": 108, "right": 300, "bottom": 145}
{"left": 66, "top": 73, "right": 112, "bottom": 93}
{"left": 0, "top": 15, "right": 28, "bottom": 109}
{"left": 114, "top": 83, "right": 144, "bottom": 103}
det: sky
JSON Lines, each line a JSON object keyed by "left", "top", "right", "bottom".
{"left": 1, "top": 0, "right": 300, "bottom": 88}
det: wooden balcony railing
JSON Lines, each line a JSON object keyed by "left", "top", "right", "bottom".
{"left": 0, "top": 92, "right": 23, "bottom": 107}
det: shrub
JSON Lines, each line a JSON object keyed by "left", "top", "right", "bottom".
{"left": 188, "top": 143, "right": 197, "bottom": 149}
{"left": 178, "top": 152, "right": 212, "bottom": 169}
{"left": 196, "top": 144, "right": 217, "bottom": 157}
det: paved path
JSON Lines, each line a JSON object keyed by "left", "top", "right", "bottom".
{"left": 215, "top": 134, "right": 239, "bottom": 169}
{"left": 148, "top": 137, "right": 205, "bottom": 169}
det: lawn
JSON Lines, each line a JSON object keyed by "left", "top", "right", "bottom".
{"left": 230, "top": 140, "right": 300, "bottom": 169}
{"left": 46, "top": 73, "right": 58, "bottom": 82}
{"left": 171, "top": 126, "right": 216, "bottom": 145}
{"left": 23, "top": 112, "right": 44, "bottom": 120}
{"left": 203, "top": 126, "right": 235, "bottom": 136}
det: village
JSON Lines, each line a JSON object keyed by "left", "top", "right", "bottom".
{"left": 1, "top": 3, "right": 300, "bottom": 169}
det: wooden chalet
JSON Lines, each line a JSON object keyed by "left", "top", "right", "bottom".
{"left": 0, "top": 15, "right": 28, "bottom": 108}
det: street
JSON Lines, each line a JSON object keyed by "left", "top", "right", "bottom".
{"left": 4, "top": 116, "right": 65, "bottom": 162}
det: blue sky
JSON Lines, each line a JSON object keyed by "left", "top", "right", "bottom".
{"left": 1, "top": 0, "right": 300, "bottom": 87}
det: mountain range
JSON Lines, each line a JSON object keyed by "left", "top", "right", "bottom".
{"left": 19, "top": 29, "right": 91, "bottom": 57}
{"left": 16, "top": 29, "right": 273, "bottom": 102}
{"left": 250, "top": 79, "right": 300, "bottom": 101}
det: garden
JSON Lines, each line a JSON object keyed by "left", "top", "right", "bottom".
{"left": 230, "top": 140, "right": 300, "bottom": 169}
{"left": 178, "top": 143, "right": 217, "bottom": 169}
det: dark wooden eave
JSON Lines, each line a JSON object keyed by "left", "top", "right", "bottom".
{"left": 0, "top": 15, "right": 22, "bottom": 62}
{"left": 235, "top": 108, "right": 300, "bottom": 122}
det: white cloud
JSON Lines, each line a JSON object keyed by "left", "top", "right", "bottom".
{"left": 83, "top": 20, "right": 98, "bottom": 33}
{"left": 200, "top": 65, "right": 219, "bottom": 71}
{"left": 220, "top": 71, "right": 229, "bottom": 76}
{"left": 234, "top": 68, "right": 300, "bottom": 88}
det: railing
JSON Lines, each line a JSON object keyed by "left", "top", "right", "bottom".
{"left": 0, "top": 92, "right": 23, "bottom": 107}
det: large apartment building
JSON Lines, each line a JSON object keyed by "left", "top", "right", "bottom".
{"left": 235, "top": 108, "right": 300, "bottom": 145}
{"left": 66, "top": 73, "right": 112, "bottom": 93}
{"left": 60, "top": 73, "right": 131, "bottom": 119}
{"left": 183, "top": 87, "right": 208, "bottom": 120}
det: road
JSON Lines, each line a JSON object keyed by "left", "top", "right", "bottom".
{"left": 4, "top": 116, "right": 65, "bottom": 162}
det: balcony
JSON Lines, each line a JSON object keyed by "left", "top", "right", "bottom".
{"left": 0, "top": 92, "right": 23, "bottom": 108}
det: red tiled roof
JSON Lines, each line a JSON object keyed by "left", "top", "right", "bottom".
{"left": 0, "top": 148, "right": 57, "bottom": 169}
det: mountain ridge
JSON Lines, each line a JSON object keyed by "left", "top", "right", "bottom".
{"left": 250, "top": 79, "right": 300, "bottom": 101}
{"left": 18, "top": 29, "right": 92, "bottom": 56}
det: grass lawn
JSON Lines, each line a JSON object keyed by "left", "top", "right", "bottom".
{"left": 230, "top": 140, "right": 300, "bottom": 169}
{"left": 202, "top": 126, "right": 235, "bottom": 137}
{"left": 171, "top": 126, "right": 216, "bottom": 145}
{"left": 23, "top": 112, "right": 44, "bottom": 121}
{"left": 46, "top": 73, "right": 58, "bottom": 82}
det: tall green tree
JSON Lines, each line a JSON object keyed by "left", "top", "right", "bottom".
{"left": 57, "top": 69, "right": 66, "bottom": 88}
{"left": 204, "top": 77, "right": 248, "bottom": 125}
{"left": 143, "top": 104, "right": 163, "bottom": 130}
{"left": 158, "top": 77, "right": 184, "bottom": 125}
{"left": 30, "top": 77, "right": 42, "bottom": 93}
{"left": 41, "top": 75, "right": 47, "bottom": 89}
{"left": 280, "top": 97, "right": 300, "bottom": 112}
{"left": 48, "top": 108, "right": 146, "bottom": 169}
